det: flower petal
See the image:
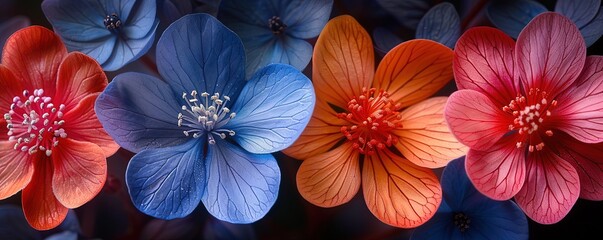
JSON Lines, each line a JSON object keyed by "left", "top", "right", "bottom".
{"left": 514, "top": 150, "right": 580, "bottom": 224}
{"left": 393, "top": 97, "right": 467, "bottom": 168}
{"left": 0, "top": 142, "right": 33, "bottom": 200}
{"left": 312, "top": 15, "right": 374, "bottom": 108}
{"left": 444, "top": 90, "right": 511, "bottom": 151}
{"left": 2, "top": 26, "right": 67, "bottom": 96}
{"left": 202, "top": 139, "right": 280, "bottom": 223}
{"left": 453, "top": 27, "right": 518, "bottom": 107}
{"left": 372, "top": 27, "right": 403, "bottom": 55}
{"left": 95, "top": 72, "right": 187, "bottom": 153}
{"left": 157, "top": 13, "right": 245, "bottom": 102}
{"left": 296, "top": 142, "right": 360, "bottom": 207}
{"left": 67, "top": 36, "right": 116, "bottom": 68}
{"left": 554, "top": 0, "right": 600, "bottom": 28}
{"left": 470, "top": 201, "right": 529, "bottom": 240}
{"left": 102, "top": 21, "right": 158, "bottom": 71}
{"left": 410, "top": 209, "right": 457, "bottom": 240}
{"left": 579, "top": 6, "right": 603, "bottom": 47}
{"left": 283, "top": 0, "right": 333, "bottom": 39}
{"left": 375, "top": 0, "right": 430, "bottom": 30}
{"left": 229, "top": 64, "right": 315, "bottom": 154}
{"left": 486, "top": 0, "right": 547, "bottom": 38}
{"left": 515, "top": 12, "right": 586, "bottom": 96}
{"left": 244, "top": 35, "right": 313, "bottom": 79}
{"left": 55, "top": 52, "right": 107, "bottom": 112}
{"left": 22, "top": 157, "right": 68, "bottom": 230}
{"left": 0, "top": 66, "right": 23, "bottom": 136}
{"left": 41, "top": 0, "right": 110, "bottom": 42}
{"left": 0, "top": 15, "right": 30, "bottom": 56}
{"left": 363, "top": 149, "right": 441, "bottom": 228}
{"left": 51, "top": 138, "right": 106, "bottom": 209}
{"left": 122, "top": 0, "right": 157, "bottom": 39}
{"left": 126, "top": 139, "right": 205, "bottom": 219}
{"left": 416, "top": 2, "right": 461, "bottom": 49}
{"left": 373, "top": 39, "right": 453, "bottom": 108}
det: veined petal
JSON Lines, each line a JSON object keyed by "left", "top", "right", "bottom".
{"left": 229, "top": 64, "right": 315, "bottom": 154}
{"left": 122, "top": 0, "right": 157, "bottom": 39}
{"left": 363, "top": 149, "right": 441, "bottom": 228}
{"left": 283, "top": 0, "right": 333, "bottom": 39}
{"left": 470, "top": 201, "right": 529, "bottom": 240}
{"left": 486, "top": 0, "right": 547, "bottom": 39}
{"left": 0, "top": 66, "right": 23, "bottom": 137}
{"left": 393, "top": 97, "right": 467, "bottom": 169}
{"left": 202, "top": 139, "right": 280, "bottom": 223}
{"left": 445, "top": 90, "right": 511, "bottom": 151}
{"left": 466, "top": 135, "right": 526, "bottom": 201}
{"left": 453, "top": 27, "right": 518, "bottom": 107}
{"left": 296, "top": 142, "right": 360, "bottom": 207}
{"left": 157, "top": 13, "right": 245, "bottom": 103}
{"left": 515, "top": 12, "right": 586, "bottom": 96}
{"left": 514, "top": 150, "right": 580, "bottom": 224}
{"left": 372, "top": 27, "right": 403, "bottom": 55}
{"left": 102, "top": 21, "right": 158, "bottom": 71}
{"left": 554, "top": 0, "right": 600, "bottom": 28}
{"left": 66, "top": 36, "right": 116, "bottom": 68}
{"left": 0, "top": 142, "right": 33, "bottom": 200}
{"left": 2, "top": 26, "right": 67, "bottom": 96}
{"left": 0, "top": 16, "right": 30, "bottom": 56}
{"left": 55, "top": 52, "right": 107, "bottom": 112}
{"left": 579, "top": 6, "right": 603, "bottom": 47}
{"left": 416, "top": 2, "right": 461, "bottom": 49}
{"left": 41, "top": 0, "right": 110, "bottom": 42}
{"left": 22, "top": 157, "right": 68, "bottom": 230}
{"left": 374, "top": 39, "right": 453, "bottom": 108}
{"left": 126, "top": 139, "right": 205, "bottom": 219}
{"left": 244, "top": 36, "right": 313, "bottom": 79}
{"left": 51, "top": 138, "right": 106, "bottom": 209}
{"left": 312, "top": 15, "right": 374, "bottom": 108}
{"left": 95, "top": 72, "right": 187, "bottom": 153}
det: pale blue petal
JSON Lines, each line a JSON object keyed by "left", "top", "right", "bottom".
{"left": 103, "top": 20, "right": 158, "bottom": 71}
{"left": 126, "top": 139, "right": 206, "bottom": 219}
{"left": 202, "top": 139, "right": 280, "bottom": 223}
{"left": 0, "top": 15, "right": 30, "bottom": 52}
{"left": 375, "top": 0, "right": 431, "bottom": 30}
{"left": 157, "top": 13, "right": 246, "bottom": 102}
{"left": 283, "top": 0, "right": 333, "bottom": 39}
{"left": 122, "top": 0, "right": 158, "bottom": 39}
{"left": 416, "top": 2, "right": 460, "bottom": 49}
{"left": 69, "top": 36, "right": 116, "bottom": 68}
{"left": 486, "top": 0, "right": 547, "bottom": 38}
{"left": 95, "top": 72, "right": 188, "bottom": 153}
{"left": 246, "top": 36, "right": 312, "bottom": 78}
{"left": 42, "top": 0, "right": 110, "bottom": 42}
{"left": 372, "top": 27, "right": 404, "bottom": 55}
{"left": 555, "top": 0, "right": 600, "bottom": 28}
{"left": 580, "top": 7, "right": 603, "bottom": 47}
{"left": 229, "top": 64, "right": 315, "bottom": 154}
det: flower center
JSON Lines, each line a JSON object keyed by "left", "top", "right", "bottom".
{"left": 268, "top": 16, "right": 287, "bottom": 34}
{"left": 4, "top": 89, "right": 67, "bottom": 156}
{"left": 178, "top": 91, "right": 236, "bottom": 144}
{"left": 503, "top": 88, "right": 557, "bottom": 152}
{"left": 453, "top": 212, "right": 470, "bottom": 233}
{"left": 337, "top": 88, "right": 402, "bottom": 155}
{"left": 103, "top": 13, "right": 122, "bottom": 30}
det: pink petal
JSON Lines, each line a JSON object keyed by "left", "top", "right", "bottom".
{"left": 515, "top": 12, "right": 586, "bottom": 96}
{"left": 454, "top": 26, "right": 518, "bottom": 107}
{"left": 445, "top": 90, "right": 511, "bottom": 151}
{"left": 466, "top": 135, "right": 526, "bottom": 200}
{"left": 0, "top": 142, "right": 34, "bottom": 199}
{"left": 515, "top": 149, "right": 580, "bottom": 224}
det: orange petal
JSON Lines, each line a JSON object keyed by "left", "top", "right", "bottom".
{"left": 312, "top": 15, "right": 374, "bottom": 108}
{"left": 373, "top": 39, "right": 453, "bottom": 108}
{"left": 55, "top": 52, "right": 108, "bottom": 111}
{"left": 2, "top": 26, "right": 67, "bottom": 96}
{"left": 363, "top": 149, "right": 441, "bottom": 228}
{"left": 52, "top": 138, "right": 106, "bottom": 208}
{"left": 0, "top": 141, "right": 34, "bottom": 199}
{"left": 296, "top": 142, "right": 361, "bottom": 207}
{"left": 393, "top": 97, "right": 468, "bottom": 168}
{"left": 62, "top": 94, "right": 119, "bottom": 157}
{"left": 22, "top": 156, "right": 68, "bottom": 230}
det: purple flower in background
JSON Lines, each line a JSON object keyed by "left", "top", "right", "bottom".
{"left": 95, "top": 13, "right": 315, "bottom": 223}
{"left": 41, "top": 0, "right": 159, "bottom": 71}
{"left": 218, "top": 0, "right": 333, "bottom": 78}
{"left": 411, "top": 157, "right": 529, "bottom": 240}
{"left": 0, "top": 15, "right": 30, "bottom": 55}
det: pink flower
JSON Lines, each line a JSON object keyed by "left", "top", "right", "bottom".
{"left": 445, "top": 12, "right": 603, "bottom": 224}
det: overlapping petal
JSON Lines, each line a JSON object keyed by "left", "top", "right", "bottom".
{"left": 22, "top": 158, "right": 68, "bottom": 230}
{"left": 415, "top": 2, "right": 461, "bottom": 49}
{"left": 282, "top": 0, "right": 333, "bottom": 39}
{"left": 0, "top": 142, "right": 34, "bottom": 200}
{"left": 0, "top": 15, "right": 30, "bottom": 55}
{"left": 0, "top": 66, "right": 23, "bottom": 137}
{"left": 555, "top": 0, "right": 600, "bottom": 28}
{"left": 375, "top": 0, "right": 430, "bottom": 30}
{"left": 486, "top": 0, "right": 547, "bottom": 39}
{"left": 55, "top": 52, "right": 108, "bottom": 113}
{"left": 578, "top": 7, "right": 603, "bottom": 47}
{"left": 243, "top": 36, "right": 313, "bottom": 81}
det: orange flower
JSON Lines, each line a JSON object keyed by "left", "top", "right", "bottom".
{"left": 283, "top": 15, "right": 467, "bottom": 228}
{"left": 0, "top": 26, "right": 119, "bottom": 230}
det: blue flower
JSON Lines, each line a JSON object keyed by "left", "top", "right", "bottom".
{"left": 95, "top": 13, "right": 316, "bottom": 223}
{"left": 487, "top": 0, "right": 603, "bottom": 47}
{"left": 218, "top": 0, "right": 333, "bottom": 78}
{"left": 411, "top": 157, "right": 528, "bottom": 240}
{"left": 41, "top": 0, "right": 159, "bottom": 71}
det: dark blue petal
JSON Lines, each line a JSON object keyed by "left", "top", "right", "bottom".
{"left": 486, "top": 0, "right": 547, "bottom": 38}
{"left": 41, "top": 0, "right": 109, "bottom": 42}
{"left": 158, "top": 0, "right": 194, "bottom": 32}
{"left": 579, "top": 6, "right": 603, "bottom": 47}
{"left": 219, "top": 0, "right": 274, "bottom": 28}
{"left": 372, "top": 27, "right": 404, "bottom": 55}
{"left": 157, "top": 13, "right": 246, "bottom": 103}
{"left": 103, "top": 20, "right": 158, "bottom": 71}
{"left": 194, "top": 0, "right": 222, "bottom": 16}
{"left": 229, "top": 64, "right": 315, "bottom": 154}
{"left": 122, "top": 0, "right": 158, "bottom": 39}
{"left": 202, "top": 139, "right": 280, "bottom": 223}
{"left": 375, "top": 0, "right": 431, "bottom": 30}
{"left": 0, "top": 205, "right": 41, "bottom": 240}
{"left": 126, "top": 139, "right": 206, "bottom": 219}
{"left": 555, "top": 0, "right": 600, "bottom": 28}
{"left": 44, "top": 231, "right": 78, "bottom": 240}
{"left": 410, "top": 210, "right": 458, "bottom": 240}
{"left": 95, "top": 72, "right": 188, "bottom": 153}
{"left": 56, "top": 210, "right": 81, "bottom": 234}
{"left": 416, "top": 2, "right": 460, "bottom": 49}
{"left": 283, "top": 0, "right": 333, "bottom": 39}
{"left": 468, "top": 201, "right": 529, "bottom": 240}
{"left": 440, "top": 157, "right": 478, "bottom": 210}
{"left": 0, "top": 16, "right": 30, "bottom": 53}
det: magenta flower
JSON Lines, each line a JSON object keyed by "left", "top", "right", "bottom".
{"left": 445, "top": 12, "right": 603, "bottom": 224}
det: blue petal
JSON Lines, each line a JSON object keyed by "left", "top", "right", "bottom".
{"left": 555, "top": 0, "right": 600, "bottom": 28}
{"left": 416, "top": 2, "right": 461, "bottom": 49}
{"left": 283, "top": 0, "right": 333, "bottom": 39}
{"left": 228, "top": 64, "right": 315, "bottom": 154}
{"left": 0, "top": 205, "right": 41, "bottom": 240}
{"left": 486, "top": 0, "right": 547, "bottom": 38}
{"left": 468, "top": 201, "right": 529, "bottom": 240}
{"left": 122, "top": 0, "right": 158, "bottom": 39}
{"left": 440, "top": 156, "right": 476, "bottom": 210}
{"left": 249, "top": 36, "right": 313, "bottom": 78}
{"left": 41, "top": 0, "right": 110, "bottom": 42}
{"left": 579, "top": 6, "right": 603, "bottom": 47}
{"left": 158, "top": 0, "right": 194, "bottom": 32}
{"left": 103, "top": 20, "right": 158, "bottom": 71}
{"left": 372, "top": 27, "right": 404, "bottom": 55}
{"left": 0, "top": 16, "right": 30, "bottom": 52}
{"left": 202, "top": 139, "right": 280, "bottom": 223}
{"left": 410, "top": 209, "right": 457, "bottom": 240}
{"left": 66, "top": 36, "right": 116, "bottom": 68}
{"left": 57, "top": 210, "right": 81, "bottom": 234}
{"left": 375, "top": 0, "right": 431, "bottom": 30}
{"left": 95, "top": 72, "right": 188, "bottom": 153}
{"left": 126, "top": 139, "right": 206, "bottom": 219}
{"left": 219, "top": 0, "right": 274, "bottom": 27}
{"left": 157, "top": 13, "right": 246, "bottom": 102}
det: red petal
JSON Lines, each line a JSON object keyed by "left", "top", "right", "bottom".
{"left": 514, "top": 149, "right": 579, "bottom": 224}
{"left": 55, "top": 52, "right": 108, "bottom": 111}
{"left": 0, "top": 142, "right": 34, "bottom": 199}
{"left": 454, "top": 27, "right": 518, "bottom": 106}
{"left": 0, "top": 65, "right": 23, "bottom": 137}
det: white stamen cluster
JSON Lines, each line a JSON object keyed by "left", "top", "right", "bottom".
{"left": 178, "top": 91, "right": 236, "bottom": 144}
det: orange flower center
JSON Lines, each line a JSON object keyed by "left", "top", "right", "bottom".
{"left": 337, "top": 88, "right": 403, "bottom": 155}
{"left": 4, "top": 89, "right": 67, "bottom": 156}
{"left": 503, "top": 88, "right": 557, "bottom": 152}
{"left": 178, "top": 91, "right": 236, "bottom": 144}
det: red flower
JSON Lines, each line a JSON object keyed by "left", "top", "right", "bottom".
{"left": 0, "top": 26, "right": 119, "bottom": 230}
